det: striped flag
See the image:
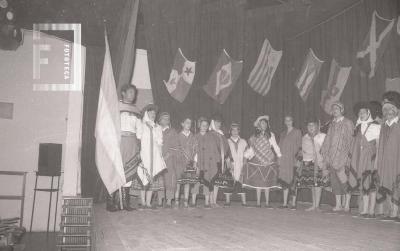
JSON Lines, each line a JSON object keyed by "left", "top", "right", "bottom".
{"left": 320, "top": 59, "right": 352, "bottom": 114}
{"left": 131, "top": 49, "right": 154, "bottom": 110}
{"left": 357, "top": 11, "right": 394, "bottom": 79}
{"left": 95, "top": 32, "right": 126, "bottom": 195}
{"left": 247, "top": 38, "right": 282, "bottom": 96}
{"left": 203, "top": 49, "right": 243, "bottom": 104}
{"left": 397, "top": 16, "right": 400, "bottom": 35}
{"left": 385, "top": 78, "right": 400, "bottom": 93}
{"left": 294, "top": 48, "right": 324, "bottom": 102}
{"left": 163, "top": 48, "right": 196, "bottom": 103}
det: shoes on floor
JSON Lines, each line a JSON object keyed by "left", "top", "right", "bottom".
{"left": 264, "top": 204, "right": 274, "bottom": 209}
{"left": 278, "top": 205, "right": 288, "bottom": 209}
{"left": 380, "top": 216, "right": 397, "bottom": 222}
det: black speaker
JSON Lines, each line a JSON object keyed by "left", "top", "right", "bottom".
{"left": 38, "top": 143, "right": 62, "bottom": 176}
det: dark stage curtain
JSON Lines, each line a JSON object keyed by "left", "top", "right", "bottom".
{"left": 108, "top": 0, "right": 140, "bottom": 96}
{"left": 143, "top": 0, "right": 245, "bottom": 130}
{"left": 282, "top": 0, "right": 400, "bottom": 130}
{"left": 81, "top": 46, "right": 104, "bottom": 199}
{"left": 143, "top": 0, "right": 399, "bottom": 136}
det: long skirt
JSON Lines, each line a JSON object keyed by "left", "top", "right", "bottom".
{"left": 121, "top": 135, "right": 140, "bottom": 182}
{"left": 177, "top": 161, "right": 199, "bottom": 185}
{"left": 132, "top": 170, "right": 165, "bottom": 192}
{"left": 242, "top": 161, "right": 280, "bottom": 189}
{"left": 295, "top": 161, "right": 329, "bottom": 188}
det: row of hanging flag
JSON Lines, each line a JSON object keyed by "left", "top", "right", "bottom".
{"left": 163, "top": 11, "right": 400, "bottom": 112}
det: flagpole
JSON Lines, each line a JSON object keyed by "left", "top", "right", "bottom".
{"left": 118, "top": 187, "right": 123, "bottom": 210}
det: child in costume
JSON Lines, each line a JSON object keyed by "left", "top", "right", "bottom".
{"left": 158, "top": 112, "right": 178, "bottom": 208}
{"left": 321, "top": 102, "right": 354, "bottom": 212}
{"left": 134, "top": 104, "right": 167, "bottom": 209}
{"left": 193, "top": 117, "right": 220, "bottom": 208}
{"left": 377, "top": 91, "right": 400, "bottom": 222}
{"left": 224, "top": 123, "right": 248, "bottom": 206}
{"left": 349, "top": 102, "right": 380, "bottom": 218}
{"left": 175, "top": 116, "right": 199, "bottom": 208}
{"left": 243, "top": 115, "right": 282, "bottom": 208}
{"left": 278, "top": 115, "right": 302, "bottom": 209}
{"left": 296, "top": 118, "right": 327, "bottom": 211}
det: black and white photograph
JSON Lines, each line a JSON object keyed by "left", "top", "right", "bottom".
{"left": 0, "top": 0, "right": 400, "bottom": 250}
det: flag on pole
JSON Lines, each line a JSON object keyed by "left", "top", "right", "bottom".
{"left": 357, "top": 11, "right": 395, "bottom": 79}
{"left": 247, "top": 38, "right": 282, "bottom": 96}
{"left": 385, "top": 77, "right": 400, "bottom": 93}
{"left": 320, "top": 59, "right": 352, "bottom": 114}
{"left": 294, "top": 48, "right": 324, "bottom": 102}
{"left": 397, "top": 16, "right": 400, "bottom": 35}
{"left": 95, "top": 31, "right": 126, "bottom": 195}
{"left": 163, "top": 48, "right": 196, "bottom": 103}
{"left": 203, "top": 49, "right": 243, "bottom": 104}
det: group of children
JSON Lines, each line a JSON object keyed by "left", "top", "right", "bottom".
{"left": 106, "top": 84, "right": 400, "bottom": 223}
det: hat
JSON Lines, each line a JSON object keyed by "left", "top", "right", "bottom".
{"left": 331, "top": 101, "right": 344, "bottom": 112}
{"left": 382, "top": 91, "right": 400, "bottom": 109}
{"left": 254, "top": 115, "right": 269, "bottom": 128}
{"left": 141, "top": 103, "right": 158, "bottom": 114}
{"left": 369, "top": 101, "right": 382, "bottom": 120}
{"left": 353, "top": 101, "right": 370, "bottom": 116}
{"left": 230, "top": 122, "right": 240, "bottom": 130}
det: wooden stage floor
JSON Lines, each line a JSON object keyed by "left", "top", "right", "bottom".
{"left": 93, "top": 202, "right": 400, "bottom": 251}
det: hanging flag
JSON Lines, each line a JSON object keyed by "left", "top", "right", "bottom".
{"left": 131, "top": 49, "right": 154, "bottom": 110}
{"left": 320, "top": 59, "right": 352, "bottom": 114}
{"left": 294, "top": 48, "right": 324, "bottom": 102}
{"left": 385, "top": 77, "right": 400, "bottom": 93}
{"left": 247, "top": 38, "right": 282, "bottom": 96}
{"left": 163, "top": 48, "right": 196, "bottom": 103}
{"left": 203, "top": 49, "right": 243, "bottom": 104}
{"left": 357, "top": 11, "right": 395, "bottom": 79}
{"left": 95, "top": 31, "right": 126, "bottom": 195}
{"left": 397, "top": 16, "right": 400, "bottom": 35}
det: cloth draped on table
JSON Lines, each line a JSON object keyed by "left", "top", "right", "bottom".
{"left": 242, "top": 134, "right": 280, "bottom": 189}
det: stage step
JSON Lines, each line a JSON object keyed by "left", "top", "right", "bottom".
{"left": 57, "top": 197, "right": 93, "bottom": 251}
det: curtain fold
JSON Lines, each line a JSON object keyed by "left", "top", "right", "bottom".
{"left": 109, "top": 0, "right": 140, "bottom": 95}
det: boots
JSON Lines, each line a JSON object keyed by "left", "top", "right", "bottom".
{"left": 106, "top": 192, "right": 119, "bottom": 212}
{"left": 121, "top": 187, "right": 136, "bottom": 211}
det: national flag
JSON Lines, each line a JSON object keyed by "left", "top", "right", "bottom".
{"left": 385, "top": 78, "right": 400, "bottom": 93}
{"left": 95, "top": 32, "right": 126, "bottom": 195}
{"left": 163, "top": 48, "right": 196, "bottom": 103}
{"left": 247, "top": 38, "right": 282, "bottom": 96}
{"left": 294, "top": 48, "right": 324, "bottom": 102}
{"left": 397, "top": 16, "right": 400, "bottom": 35}
{"left": 203, "top": 49, "right": 243, "bottom": 104}
{"left": 320, "top": 59, "right": 352, "bottom": 114}
{"left": 357, "top": 11, "right": 395, "bottom": 79}
{"left": 131, "top": 49, "right": 154, "bottom": 110}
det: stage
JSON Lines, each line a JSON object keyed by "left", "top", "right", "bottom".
{"left": 93, "top": 202, "right": 400, "bottom": 251}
